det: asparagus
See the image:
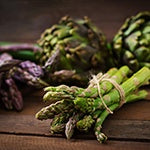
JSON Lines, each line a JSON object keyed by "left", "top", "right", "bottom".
{"left": 19, "top": 60, "right": 44, "bottom": 77}
{"left": 76, "top": 115, "right": 95, "bottom": 132}
{"left": 64, "top": 67, "right": 125, "bottom": 134}
{"left": 35, "top": 100, "right": 74, "bottom": 120}
{"left": 10, "top": 67, "right": 48, "bottom": 88}
{"left": 92, "top": 110, "right": 103, "bottom": 119}
{"left": 74, "top": 67, "right": 150, "bottom": 113}
{"left": 0, "top": 53, "right": 23, "bottom": 110}
{"left": 75, "top": 109, "right": 103, "bottom": 133}
{"left": 0, "top": 42, "right": 41, "bottom": 52}
{"left": 0, "top": 42, "right": 41, "bottom": 61}
{"left": 95, "top": 90, "right": 148, "bottom": 143}
{"left": 76, "top": 89, "right": 147, "bottom": 136}
{"left": 39, "top": 67, "right": 119, "bottom": 136}
{"left": 36, "top": 66, "right": 149, "bottom": 143}
{"left": 43, "top": 67, "right": 118, "bottom": 102}
{"left": 0, "top": 53, "right": 21, "bottom": 73}
{"left": 65, "top": 113, "right": 83, "bottom": 139}
{"left": 0, "top": 53, "right": 50, "bottom": 111}
{"left": 0, "top": 77, "right": 23, "bottom": 111}
{"left": 79, "top": 66, "right": 130, "bottom": 98}
{"left": 43, "top": 85, "right": 81, "bottom": 102}
{"left": 5, "top": 78, "right": 23, "bottom": 111}
{"left": 95, "top": 104, "right": 117, "bottom": 143}
{"left": 36, "top": 89, "right": 147, "bottom": 139}
{"left": 75, "top": 66, "right": 131, "bottom": 130}
{"left": 50, "top": 112, "right": 72, "bottom": 134}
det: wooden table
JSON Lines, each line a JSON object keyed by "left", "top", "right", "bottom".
{"left": 0, "top": 88, "right": 150, "bottom": 150}
{"left": 0, "top": 0, "right": 150, "bottom": 149}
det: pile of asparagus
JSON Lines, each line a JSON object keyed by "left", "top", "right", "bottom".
{"left": 36, "top": 66, "right": 150, "bottom": 143}
{"left": 0, "top": 53, "right": 48, "bottom": 111}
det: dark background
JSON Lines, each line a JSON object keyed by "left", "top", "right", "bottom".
{"left": 0, "top": 0, "right": 150, "bottom": 42}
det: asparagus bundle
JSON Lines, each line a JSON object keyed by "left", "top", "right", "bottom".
{"left": 36, "top": 66, "right": 150, "bottom": 143}
{"left": 0, "top": 53, "right": 23, "bottom": 110}
{"left": 0, "top": 53, "right": 48, "bottom": 111}
{"left": 10, "top": 61, "right": 48, "bottom": 88}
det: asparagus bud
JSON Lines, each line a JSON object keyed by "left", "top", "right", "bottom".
{"left": 35, "top": 100, "right": 74, "bottom": 120}
{"left": 65, "top": 113, "right": 82, "bottom": 139}
{"left": 50, "top": 112, "right": 72, "bottom": 134}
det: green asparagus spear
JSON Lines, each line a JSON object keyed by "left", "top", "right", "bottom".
{"left": 50, "top": 112, "right": 72, "bottom": 134}
{"left": 35, "top": 100, "right": 74, "bottom": 120}
{"left": 43, "top": 67, "right": 118, "bottom": 102}
{"left": 76, "top": 115, "right": 95, "bottom": 132}
{"left": 79, "top": 66, "right": 130, "bottom": 98}
{"left": 65, "top": 113, "right": 83, "bottom": 139}
{"left": 74, "top": 67, "right": 150, "bottom": 113}
{"left": 95, "top": 90, "right": 148, "bottom": 143}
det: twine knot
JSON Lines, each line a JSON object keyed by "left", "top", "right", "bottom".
{"left": 92, "top": 73, "right": 125, "bottom": 114}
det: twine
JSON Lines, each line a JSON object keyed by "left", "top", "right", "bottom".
{"left": 92, "top": 73, "right": 125, "bottom": 114}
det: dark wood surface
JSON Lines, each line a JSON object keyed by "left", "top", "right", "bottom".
{"left": 0, "top": 88, "right": 150, "bottom": 150}
{"left": 0, "top": 0, "right": 150, "bottom": 149}
{"left": 1, "top": 134, "right": 150, "bottom": 150}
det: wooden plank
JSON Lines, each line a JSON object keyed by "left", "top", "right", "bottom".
{"left": 0, "top": 134, "right": 149, "bottom": 150}
{"left": 0, "top": 115, "right": 150, "bottom": 141}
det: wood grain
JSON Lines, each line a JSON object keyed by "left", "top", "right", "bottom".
{"left": 0, "top": 115, "right": 150, "bottom": 141}
{"left": 0, "top": 134, "right": 150, "bottom": 150}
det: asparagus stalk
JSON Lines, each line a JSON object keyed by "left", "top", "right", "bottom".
{"left": 43, "top": 85, "right": 82, "bottom": 102}
{"left": 95, "top": 90, "right": 148, "bottom": 143}
{"left": 37, "top": 67, "right": 118, "bottom": 136}
{"left": 43, "top": 67, "right": 118, "bottom": 102}
{"left": 0, "top": 53, "right": 24, "bottom": 111}
{"left": 64, "top": 67, "right": 127, "bottom": 134}
{"left": 0, "top": 42, "right": 41, "bottom": 61}
{"left": 35, "top": 100, "right": 74, "bottom": 120}
{"left": 50, "top": 112, "right": 72, "bottom": 134}
{"left": 80, "top": 66, "right": 130, "bottom": 98}
{"left": 75, "top": 67, "right": 131, "bottom": 131}
{"left": 65, "top": 113, "right": 83, "bottom": 139}
{"left": 10, "top": 67, "right": 48, "bottom": 88}
{"left": 95, "top": 103, "right": 117, "bottom": 143}
{"left": 76, "top": 115, "right": 95, "bottom": 132}
{"left": 75, "top": 109, "right": 103, "bottom": 133}
{"left": 74, "top": 67, "right": 150, "bottom": 113}
{"left": 46, "top": 87, "right": 144, "bottom": 136}
{"left": 37, "top": 89, "right": 147, "bottom": 139}
{"left": 0, "top": 77, "right": 23, "bottom": 111}
{"left": 35, "top": 66, "right": 149, "bottom": 143}
{"left": 36, "top": 68, "right": 150, "bottom": 133}
{"left": 0, "top": 53, "right": 21, "bottom": 73}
